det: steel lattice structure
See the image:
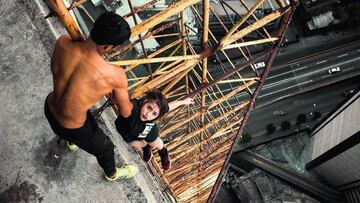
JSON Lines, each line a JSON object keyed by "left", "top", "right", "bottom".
{"left": 48, "top": 0, "right": 298, "bottom": 202}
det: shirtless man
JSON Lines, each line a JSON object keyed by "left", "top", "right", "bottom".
{"left": 44, "top": 12, "right": 137, "bottom": 181}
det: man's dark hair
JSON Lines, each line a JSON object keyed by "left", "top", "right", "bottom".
{"left": 90, "top": 11, "right": 130, "bottom": 45}
{"left": 140, "top": 90, "right": 169, "bottom": 120}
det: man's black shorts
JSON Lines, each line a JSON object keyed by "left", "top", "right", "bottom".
{"left": 44, "top": 94, "right": 115, "bottom": 175}
{"left": 44, "top": 95, "right": 98, "bottom": 143}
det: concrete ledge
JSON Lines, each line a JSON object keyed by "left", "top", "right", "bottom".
{"left": 0, "top": 1, "right": 171, "bottom": 202}
{"left": 19, "top": 0, "right": 67, "bottom": 56}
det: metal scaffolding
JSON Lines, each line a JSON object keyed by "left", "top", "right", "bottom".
{"left": 48, "top": 0, "right": 298, "bottom": 202}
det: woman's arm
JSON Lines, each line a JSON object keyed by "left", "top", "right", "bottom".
{"left": 168, "top": 97, "right": 194, "bottom": 111}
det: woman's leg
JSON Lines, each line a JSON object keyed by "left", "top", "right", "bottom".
{"left": 148, "top": 138, "right": 171, "bottom": 171}
{"left": 129, "top": 140, "right": 147, "bottom": 151}
{"left": 148, "top": 137, "right": 164, "bottom": 150}
{"left": 133, "top": 138, "right": 163, "bottom": 163}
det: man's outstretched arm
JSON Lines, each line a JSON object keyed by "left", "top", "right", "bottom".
{"left": 112, "top": 87, "right": 133, "bottom": 118}
{"left": 112, "top": 69, "right": 133, "bottom": 118}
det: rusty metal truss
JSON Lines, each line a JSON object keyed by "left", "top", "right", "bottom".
{"left": 48, "top": 0, "right": 298, "bottom": 202}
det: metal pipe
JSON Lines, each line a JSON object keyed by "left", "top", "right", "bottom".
{"left": 47, "top": 0, "right": 84, "bottom": 41}
{"left": 207, "top": 2, "right": 298, "bottom": 202}
{"left": 127, "top": 0, "right": 153, "bottom": 79}
{"left": 201, "top": 0, "right": 210, "bottom": 124}
{"left": 187, "top": 49, "right": 271, "bottom": 98}
{"left": 123, "top": 0, "right": 161, "bottom": 19}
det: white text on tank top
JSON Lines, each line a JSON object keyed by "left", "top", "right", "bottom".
{"left": 138, "top": 123, "right": 155, "bottom": 138}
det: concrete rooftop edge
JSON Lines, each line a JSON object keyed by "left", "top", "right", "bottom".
{"left": 0, "top": 0, "right": 172, "bottom": 202}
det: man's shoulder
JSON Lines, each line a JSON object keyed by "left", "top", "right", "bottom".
{"left": 55, "top": 35, "right": 82, "bottom": 54}
{"left": 56, "top": 35, "right": 72, "bottom": 46}
{"left": 110, "top": 64, "right": 124, "bottom": 73}
{"left": 110, "top": 65, "right": 127, "bottom": 85}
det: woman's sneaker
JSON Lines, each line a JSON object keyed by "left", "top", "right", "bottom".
{"left": 158, "top": 147, "right": 171, "bottom": 171}
{"left": 66, "top": 141, "right": 78, "bottom": 152}
{"left": 105, "top": 164, "right": 138, "bottom": 181}
{"left": 142, "top": 145, "right": 153, "bottom": 163}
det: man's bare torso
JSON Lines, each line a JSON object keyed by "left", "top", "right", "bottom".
{"left": 48, "top": 35, "right": 126, "bottom": 128}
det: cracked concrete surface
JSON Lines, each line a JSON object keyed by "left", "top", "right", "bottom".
{"left": 0, "top": 1, "right": 171, "bottom": 202}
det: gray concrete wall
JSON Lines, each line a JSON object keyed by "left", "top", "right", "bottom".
{"left": 309, "top": 91, "right": 360, "bottom": 188}
{"left": 310, "top": 92, "right": 360, "bottom": 161}
{"left": 313, "top": 143, "right": 360, "bottom": 187}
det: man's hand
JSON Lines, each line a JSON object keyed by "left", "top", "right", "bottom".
{"left": 106, "top": 92, "right": 113, "bottom": 99}
{"left": 112, "top": 88, "right": 133, "bottom": 118}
